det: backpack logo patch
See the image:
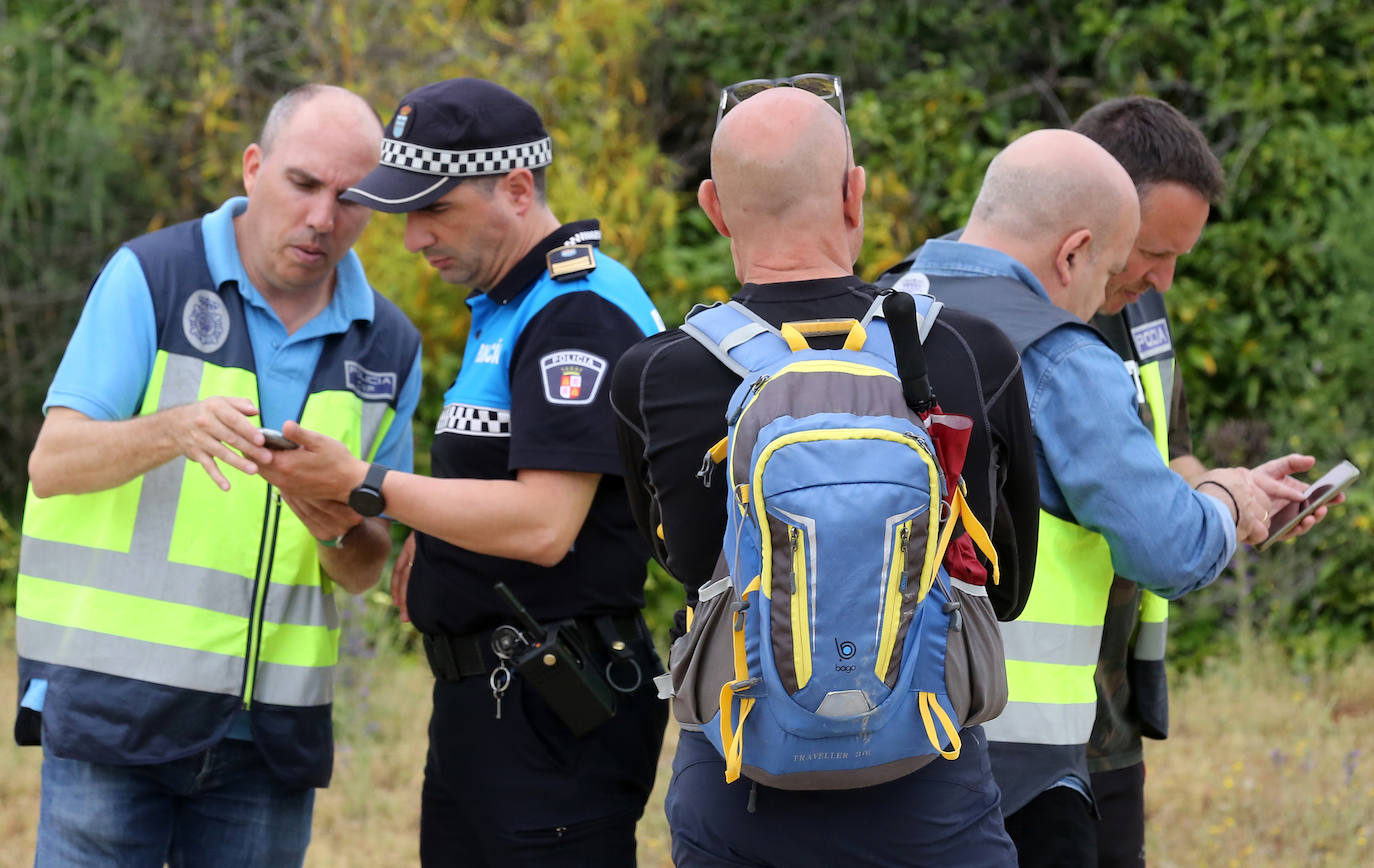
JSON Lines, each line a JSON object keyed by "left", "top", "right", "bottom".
{"left": 182, "top": 289, "right": 229, "bottom": 354}
{"left": 540, "top": 350, "right": 606, "bottom": 405}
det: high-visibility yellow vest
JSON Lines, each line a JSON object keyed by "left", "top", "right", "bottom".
{"left": 1132, "top": 356, "right": 1171, "bottom": 668}
{"left": 15, "top": 218, "right": 417, "bottom": 787}
{"left": 18, "top": 352, "right": 387, "bottom": 703}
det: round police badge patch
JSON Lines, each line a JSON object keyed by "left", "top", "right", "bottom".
{"left": 891, "top": 270, "right": 930, "bottom": 296}
{"left": 540, "top": 350, "right": 607, "bottom": 405}
{"left": 182, "top": 289, "right": 230, "bottom": 354}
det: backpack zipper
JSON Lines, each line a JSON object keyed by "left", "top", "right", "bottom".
{"left": 789, "top": 525, "right": 812, "bottom": 688}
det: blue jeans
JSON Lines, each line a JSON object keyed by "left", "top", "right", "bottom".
{"left": 36, "top": 739, "right": 314, "bottom": 868}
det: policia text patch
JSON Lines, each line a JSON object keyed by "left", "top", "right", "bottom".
{"left": 540, "top": 350, "right": 607, "bottom": 405}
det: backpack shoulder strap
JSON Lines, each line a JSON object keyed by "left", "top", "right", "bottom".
{"left": 681, "top": 300, "right": 790, "bottom": 379}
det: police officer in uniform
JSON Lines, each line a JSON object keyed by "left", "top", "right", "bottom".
{"left": 268, "top": 78, "right": 668, "bottom": 866}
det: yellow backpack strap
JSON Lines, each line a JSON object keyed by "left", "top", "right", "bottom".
{"left": 706, "top": 436, "right": 728, "bottom": 466}
{"left": 841, "top": 320, "right": 869, "bottom": 351}
{"left": 918, "top": 691, "right": 962, "bottom": 760}
{"left": 953, "top": 486, "right": 1000, "bottom": 585}
{"left": 720, "top": 574, "right": 762, "bottom": 783}
{"left": 930, "top": 487, "right": 1000, "bottom": 586}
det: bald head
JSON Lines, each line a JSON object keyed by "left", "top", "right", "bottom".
{"left": 963, "top": 129, "right": 1140, "bottom": 320}
{"left": 968, "top": 129, "right": 1134, "bottom": 244}
{"left": 260, "top": 84, "right": 381, "bottom": 155}
{"left": 700, "top": 88, "right": 863, "bottom": 282}
{"left": 710, "top": 88, "right": 851, "bottom": 223}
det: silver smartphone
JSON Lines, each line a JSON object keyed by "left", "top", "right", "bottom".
{"left": 1257, "top": 459, "right": 1359, "bottom": 551}
{"left": 258, "top": 427, "right": 299, "bottom": 451}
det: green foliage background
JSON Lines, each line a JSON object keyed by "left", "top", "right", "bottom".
{"left": 2, "top": 0, "right": 1371, "bottom": 664}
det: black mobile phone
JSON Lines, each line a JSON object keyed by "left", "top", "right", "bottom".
{"left": 1257, "top": 459, "right": 1360, "bottom": 551}
{"left": 258, "top": 427, "right": 299, "bottom": 451}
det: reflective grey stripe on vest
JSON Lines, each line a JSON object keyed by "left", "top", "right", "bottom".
{"left": 1157, "top": 357, "right": 1176, "bottom": 431}
{"left": 982, "top": 699, "right": 1096, "bottom": 745}
{"left": 133, "top": 353, "right": 205, "bottom": 559}
{"left": 20, "top": 535, "right": 337, "bottom": 631}
{"left": 17, "top": 618, "right": 243, "bottom": 695}
{"left": 254, "top": 660, "right": 333, "bottom": 707}
{"left": 17, "top": 618, "right": 333, "bottom": 706}
{"left": 360, "top": 400, "right": 388, "bottom": 461}
{"left": 20, "top": 536, "right": 251, "bottom": 618}
{"left": 1132, "top": 619, "right": 1167, "bottom": 661}
{"left": 999, "top": 620, "right": 1104, "bottom": 668}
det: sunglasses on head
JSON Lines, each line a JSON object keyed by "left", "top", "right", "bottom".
{"left": 716, "top": 73, "right": 846, "bottom": 127}
{"left": 715, "top": 73, "right": 851, "bottom": 202}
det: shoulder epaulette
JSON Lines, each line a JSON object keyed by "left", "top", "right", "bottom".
{"left": 546, "top": 243, "right": 597, "bottom": 282}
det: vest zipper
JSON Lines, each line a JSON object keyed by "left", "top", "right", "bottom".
{"left": 241, "top": 487, "right": 281, "bottom": 708}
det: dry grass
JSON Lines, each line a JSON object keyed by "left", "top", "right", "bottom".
{"left": 3, "top": 609, "right": 1371, "bottom": 867}
{"left": 1145, "top": 646, "right": 1374, "bottom": 867}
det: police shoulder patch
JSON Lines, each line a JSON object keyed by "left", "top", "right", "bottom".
{"left": 540, "top": 350, "right": 607, "bottom": 405}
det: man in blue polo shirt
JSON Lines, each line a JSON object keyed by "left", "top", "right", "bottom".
{"left": 16, "top": 84, "right": 422, "bottom": 866}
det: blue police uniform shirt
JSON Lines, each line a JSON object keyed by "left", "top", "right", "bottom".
{"left": 913, "top": 239, "right": 1236, "bottom": 595}
{"left": 24, "top": 197, "right": 424, "bottom": 737}
{"left": 407, "top": 220, "right": 665, "bottom": 637}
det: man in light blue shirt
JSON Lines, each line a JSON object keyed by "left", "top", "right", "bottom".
{"left": 906, "top": 129, "right": 1269, "bottom": 867}
{"left": 17, "top": 84, "right": 422, "bottom": 867}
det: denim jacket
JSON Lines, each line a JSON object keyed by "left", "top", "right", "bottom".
{"left": 913, "top": 240, "right": 1235, "bottom": 598}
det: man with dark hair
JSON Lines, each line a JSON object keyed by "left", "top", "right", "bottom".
{"left": 612, "top": 81, "right": 1037, "bottom": 866}
{"left": 16, "top": 84, "right": 422, "bottom": 866}
{"left": 264, "top": 77, "right": 668, "bottom": 866}
{"left": 1074, "top": 95, "right": 1330, "bottom": 868}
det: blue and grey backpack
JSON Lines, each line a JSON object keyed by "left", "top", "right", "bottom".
{"left": 661, "top": 291, "right": 1007, "bottom": 790}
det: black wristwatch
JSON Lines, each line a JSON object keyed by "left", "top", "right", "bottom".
{"left": 348, "top": 463, "right": 389, "bottom": 517}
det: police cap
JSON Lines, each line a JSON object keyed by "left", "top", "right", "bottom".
{"left": 342, "top": 77, "right": 552, "bottom": 213}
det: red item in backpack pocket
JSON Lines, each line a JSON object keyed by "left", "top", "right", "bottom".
{"left": 923, "top": 409, "right": 988, "bottom": 586}
{"left": 924, "top": 409, "right": 972, "bottom": 482}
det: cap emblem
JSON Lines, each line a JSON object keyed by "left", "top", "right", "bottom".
{"left": 392, "top": 105, "right": 412, "bottom": 138}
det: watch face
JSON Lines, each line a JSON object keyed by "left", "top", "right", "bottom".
{"left": 348, "top": 486, "right": 384, "bottom": 517}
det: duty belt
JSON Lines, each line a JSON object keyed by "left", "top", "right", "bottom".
{"left": 422, "top": 613, "right": 648, "bottom": 682}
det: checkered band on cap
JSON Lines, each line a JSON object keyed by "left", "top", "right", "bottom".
{"left": 381, "top": 136, "right": 553, "bottom": 178}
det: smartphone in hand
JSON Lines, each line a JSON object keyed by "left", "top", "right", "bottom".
{"left": 1257, "top": 459, "right": 1360, "bottom": 551}
{"left": 258, "top": 427, "right": 300, "bottom": 451}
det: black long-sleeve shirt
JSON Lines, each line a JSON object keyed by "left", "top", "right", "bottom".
{"left": 611, "top": 276, "right": 1040, "bottom": 623}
